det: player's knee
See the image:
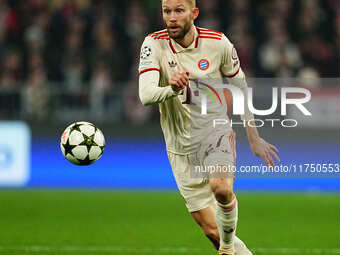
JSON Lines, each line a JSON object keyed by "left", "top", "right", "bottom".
{"left": 214, "top": 186, "right": 234, "bottom": 204}
{"left": 211, "top": 179, "right": 234, "bottom": 204}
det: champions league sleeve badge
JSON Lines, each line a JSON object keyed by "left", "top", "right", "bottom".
{"left": 140, "top": 46, "right": 152, "bottom": 59}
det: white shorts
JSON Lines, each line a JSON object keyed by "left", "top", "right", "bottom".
{"left": 167, "top": 131, "right": 236, "bottom": 212}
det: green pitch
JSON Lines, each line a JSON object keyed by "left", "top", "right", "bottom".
{"left": 0, "top": 190, "right": 339, "bottom": 255}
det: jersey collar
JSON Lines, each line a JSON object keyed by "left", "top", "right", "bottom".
{"left": 169, "top": 26, "right": 200, "bottom": 54}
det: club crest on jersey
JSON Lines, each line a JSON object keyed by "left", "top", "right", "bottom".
{"left": 198, "top": 59, "right": 210, "bottom": 71}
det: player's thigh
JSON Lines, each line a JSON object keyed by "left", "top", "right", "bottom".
{"left": 201, "top": 131, "right": 236, "bottom": 184}
{"left": 200, "top": 131, "right": 236, "bottom": 201}
{"left": 167, "top": 151, "right": 215, "bottom": 213}
{"left": 201, "top": 130, "right": 236, "bottom": 178}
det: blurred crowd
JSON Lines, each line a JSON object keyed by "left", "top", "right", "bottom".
{"left": 0, "top": 0, "right": 339, "bottom": 123}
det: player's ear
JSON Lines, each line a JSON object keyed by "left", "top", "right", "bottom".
{"left": 192, "top": 7, "right": 199, "bottom": 20}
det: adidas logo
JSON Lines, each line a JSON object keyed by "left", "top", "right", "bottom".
{"left": 168, "top": 60, "right": 177, "bottom": 68}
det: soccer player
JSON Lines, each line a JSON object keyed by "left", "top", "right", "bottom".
{"left": 138, "top": 0, "right": 280, "bottom": 254}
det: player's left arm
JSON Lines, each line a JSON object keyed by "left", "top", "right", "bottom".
{"left": 220, "top": 35, "right": 280, "bottom": 167}
{"left": 244, "top": 121, "right": 280, "bottom": 167}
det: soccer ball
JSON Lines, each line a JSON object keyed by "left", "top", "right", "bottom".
{"left": 60, "top": 121, "right": 105, "bottom": 166}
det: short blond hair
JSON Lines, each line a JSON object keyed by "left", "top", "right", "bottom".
{"left": 186, "top": 0, "right": 196, "bottom": 8}
{"left": 162, "top": 0, "right": 196, "bottom": 8}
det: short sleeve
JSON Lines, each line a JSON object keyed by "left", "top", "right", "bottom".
{"left": 220, "top": 35, "right": 241, "bottom": 78}
{"left": 138, "top": 36, "right": 161, "bottom": 75}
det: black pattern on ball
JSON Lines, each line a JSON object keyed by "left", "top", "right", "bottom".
{"left": 79, "top": 132, "right": 97, "bottom": 152}
{"left": 77, "top": 154, "right": 96, "bottom": 166}
{"left": 62, "top": 137, "right": 77, "bottom": 157}
{"left": 71, "top": 123, "right": 83, "bottom": 132}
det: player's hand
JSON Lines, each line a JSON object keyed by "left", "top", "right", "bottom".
{"left": 169, "top": 72, "right": 189, "bottom": 92}
{"left": 250, "top": 137, "right": 280, "bottom": 168}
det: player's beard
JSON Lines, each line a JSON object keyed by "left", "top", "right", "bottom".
{"left": 166, "top": 19, "right": 192, "bottom": 40}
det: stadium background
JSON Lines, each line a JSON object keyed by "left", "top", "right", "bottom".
{"left": 0, "top": 0, "right": 339, "bottom": 254}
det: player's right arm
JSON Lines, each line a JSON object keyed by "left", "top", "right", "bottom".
{"left": 138, "top": 36, "right": 188, "bottom": 106}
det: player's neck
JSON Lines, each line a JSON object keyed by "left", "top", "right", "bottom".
{"left": 174, "top": 25, "right": 195, "bottom": 48}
